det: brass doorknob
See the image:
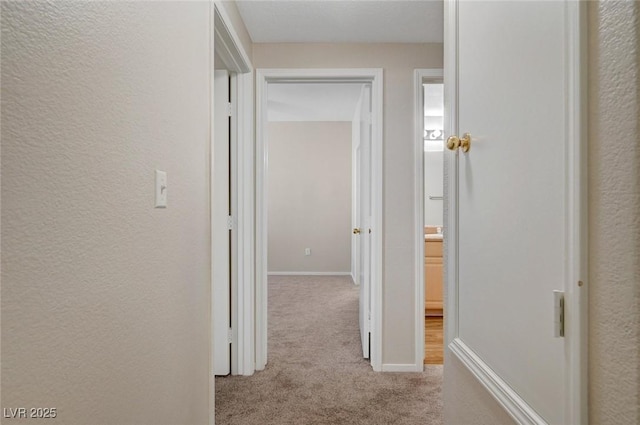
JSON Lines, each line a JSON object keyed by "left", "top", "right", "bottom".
{"left": 446, "top": 133, "right": 471, "bottom": 153}
{"left": 353, "top": 228, "right": 361, "bottom": 235}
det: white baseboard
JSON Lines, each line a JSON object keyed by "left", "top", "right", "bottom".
{"left": 449, "top": 338, "right": 547, "bottom": 425}
{"left": 267, "top": 271, "right": 351, "bottom": 276}
{"left": 381, "top": 363, "right": 424, "bottom": 372}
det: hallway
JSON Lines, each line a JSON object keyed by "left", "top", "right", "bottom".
{"left": 215, "top": 276, "right": 442, "bottom": 424}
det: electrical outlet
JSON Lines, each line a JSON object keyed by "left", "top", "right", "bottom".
{"left": 304, "top": 248, "right": 311, "bottom": 256}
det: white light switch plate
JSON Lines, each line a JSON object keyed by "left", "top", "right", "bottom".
{"left": 155, "top": 170, "right": 167, "bottom": 208}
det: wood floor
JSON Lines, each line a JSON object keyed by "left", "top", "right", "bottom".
{"left": 424, "top": 316, "right": 444, "bottom": 365}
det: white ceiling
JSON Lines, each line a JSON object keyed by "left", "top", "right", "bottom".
{"left": 268, "top": 83, "right": 364, "bottom": 122}
{"left": 236, "top": 1, "right": 443, "bottom": 43}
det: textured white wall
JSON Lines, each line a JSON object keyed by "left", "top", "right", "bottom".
{"left": 254, "top": 43, "right": 443, "bottom": 365}
{"left": 443, "top": 2, "right": 640, "bottom": 424}
{"left": 1, "top": 2, "right": 211, "bottom": 424}
{"left": 267, "top": 122, "right": 352, "bottom": 273}
{"left": 588, "top": 1, "right": 640, "bottom": 423}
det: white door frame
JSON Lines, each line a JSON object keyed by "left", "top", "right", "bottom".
{"left": 443, "top": 1, "right": 588, "bottom": 424}
{"left": 212, "top": 69, "right": 233, "bottom": 376}
{"left": 232, "top": 69, "right": 255, "bottom": 377}
{"left": 256, "top": 68, "right": 384, "bottom": 372}
{"left": 413, "top": 69, "right": 444, "bottom": 370}
{"left": 211, "top": 0, "right": 254, "bottom": 395}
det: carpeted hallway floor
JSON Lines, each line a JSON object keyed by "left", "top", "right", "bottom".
{"left": 215, "top": 275, "right": 443, "bottom": 424}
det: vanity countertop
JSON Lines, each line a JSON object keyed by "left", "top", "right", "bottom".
{"left": 425, "top": 234, "right": 443, "bottom": 241}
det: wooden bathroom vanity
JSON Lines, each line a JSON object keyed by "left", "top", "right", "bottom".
{"left": 424, "top": 228, "right": 443, "bottom": 316}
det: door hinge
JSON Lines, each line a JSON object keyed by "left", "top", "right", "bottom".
{"left": 227, "top": 216, "right": 234, "bottom": 230}
{"left": 227, "top": 102, "right": 233, "bottom": 117}
{"left": 553, "top": 290, "right": 565, "bottom": 338}
{"left": 227, "top": 328, "right": 233, "bottom": 344}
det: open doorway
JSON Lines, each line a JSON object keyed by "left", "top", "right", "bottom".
{"left": 256, "top": 69, "right": 384, "bottom": 372}
{"left": 423, "top": 80, "right": 444, "bottom": 365}
{"left": 264, "top": 82, "right": 362, "bottom": 367}
{"left": 414, "top": 69, "right": 444, "bottom": 368}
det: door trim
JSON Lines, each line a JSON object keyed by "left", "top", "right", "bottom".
{"left": 211, "top": 0, "right": 255, "bottom": 392}
{"left": 213, "top": 2, "right": 251, "bottom": 74}
{"left": 449, "top": 339, "right": 550, "bottom": 424}
{"left": 414, "top": 69, "right": 444, "bottom": 371}
{"left": 443, "top": 1, "right": 588, "bottom": 424}
{"left": 256, "top": 68, "right": 384, "bottom": 371}
{"left": 233, "top": 70, "right": 255, "bottom": 377}
{"left": 212, "top": 69, "right": 232, "bottom": 376}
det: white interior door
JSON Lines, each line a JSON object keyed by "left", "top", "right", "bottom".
{"left": 353, "top": 116, "right": 361, "bottom": 287}
{"left": 213, "top": 69, "right": 231, "bottom": 376}
{"left": 357, "top": 85, "right": 372, "bottom": 359}
{"left": 448, "top": 1, "right": 585, "bottom": 423}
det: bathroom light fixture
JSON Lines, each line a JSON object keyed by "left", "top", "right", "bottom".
{"left": 424, "top": 129, "right": 444, "bottom": 152}
{"left": 424, "top": 129, "right": 443, "bottom": 141}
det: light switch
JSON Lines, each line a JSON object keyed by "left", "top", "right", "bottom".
{"left": 553, "top": 290, "right": 564, "bottom": 337}
{"left": 155, "top": 170, "right": 167, "bottom": 208}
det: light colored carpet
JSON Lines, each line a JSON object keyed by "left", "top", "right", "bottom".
{"left": 215, "top": 275, "right": 443, "bottom": 425}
